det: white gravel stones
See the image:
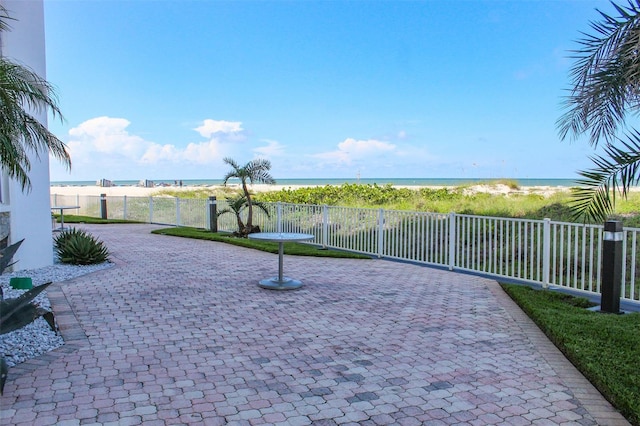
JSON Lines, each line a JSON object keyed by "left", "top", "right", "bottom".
{"left": 0, "top": 262, "right": 112, "bottom": 366}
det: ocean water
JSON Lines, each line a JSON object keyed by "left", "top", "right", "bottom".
{"left": 51, "top": 177, "right": 580, "bottom": 187}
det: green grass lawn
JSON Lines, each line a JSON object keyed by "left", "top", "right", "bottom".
{"left": 502, "top": 284, "right": 640, "bottom": 425}
{"left": 150, "top": 226, "right": 371, "bottom": 259}
{"left": 52, "top": 214, "right": 142, "bottom": 224}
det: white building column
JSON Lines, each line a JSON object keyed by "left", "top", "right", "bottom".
{"left": 1, "top": 0, "right": 54, "bottom": 270}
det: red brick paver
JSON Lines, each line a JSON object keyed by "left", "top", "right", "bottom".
{"left": 0, "top": 224, "right": 629, "bottom": 425}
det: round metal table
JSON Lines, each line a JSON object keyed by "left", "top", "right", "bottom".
{"left": 51, "top": 205, "right": 80, "bottom": 231}
{"left": 247, "top": 232, "right": 314, "bottom": 290}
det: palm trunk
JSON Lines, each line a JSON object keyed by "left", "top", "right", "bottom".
{"left": 243, "top": 182, "right": 254, "bottom": 231}
{"left": 235, "top": 214, "right": 245, "bottom": 233}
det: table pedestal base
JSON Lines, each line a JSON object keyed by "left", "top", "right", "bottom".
{"left": 258, "top": 277, "right": 303, "bottom": 290}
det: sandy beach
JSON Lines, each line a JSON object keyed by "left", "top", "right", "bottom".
{"left": 49, "top": 183, "right": 575, "bottom": 198}
{"left": 50, "top": 184, "right": 317, "bottom": 197}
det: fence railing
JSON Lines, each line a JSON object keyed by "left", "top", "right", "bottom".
{"left": 51, "top": 193, "right": 640, "bottom": 305}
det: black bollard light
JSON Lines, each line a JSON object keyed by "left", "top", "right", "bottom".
{"left": 208, "top": 196, "right": 217, "bottom": 232}
{"left": 601, "top": 220, "right": 623, "bottom": 314}
{"left": 100, "top": 193, "right": 108, "bottom": 220}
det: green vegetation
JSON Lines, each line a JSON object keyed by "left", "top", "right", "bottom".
{"left": 53, "top": 228, "right": 110, "bottom": 265}
{"left": 222, "top": 157, "right": 276, "bottom": 235}
{"left": 259, "top": 183, "right": 422, "bottom": 206}
{"left": 53, "top": 214, "right": 142, "bottom": 224}
{"left": 153, "top": 187, "right": 236, "bottom": 199}
{"left": 137, "top": 182, "right": 640, "bottom": 226}
{"left": 0, "top": 240, "right": 56, "bottom": 395}
{"left": 151, "top": 226, "right": 370, "bottom": 259}
{"left": 0, "top": 281, "right": 55, "bottom": 395}
{"left": 557, "top": 2, "right": 640, "bottom": 222}
{"left": 217, "top": 194, "right": 271, "bottom": 236}
{"left": 493, "top": 178, "right": 520, "bottom": 190}
{"left": 502, "top": 284, "right": 640, "bottom": 425}
{"left": 255, "top": 183, "right": 640, "bottom": 226}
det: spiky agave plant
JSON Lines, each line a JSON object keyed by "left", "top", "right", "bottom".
{"left": 0, "top": 239, "right": 23, "bottom": 300}
{"left": 0, "top": 282, "right": 57, "bottom": 394}
{"left": 0, "top": 240, "right": 57, "bottom": 395}
{"left": 54, "top": 228, "right": 109, "bottom": 265}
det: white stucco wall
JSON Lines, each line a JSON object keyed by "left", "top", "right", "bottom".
{"left": 1, "top": 0, "right": 54, "bottom": 270}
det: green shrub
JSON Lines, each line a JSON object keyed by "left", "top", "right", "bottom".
{"left": 54, "top": 228, "right": 110, "bottom": 265}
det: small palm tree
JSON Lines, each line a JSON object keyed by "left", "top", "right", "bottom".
{"left": 222, "top": 157, "right": 275, "bottom": 234}
{"left": 557, "top": 1, "right": 640, "bottom": 221}
{"left": 0, "top": 6, "right": 70, "bottom": 191}
{"left": 217, "top": 194, "right": 271, "bottom": 236}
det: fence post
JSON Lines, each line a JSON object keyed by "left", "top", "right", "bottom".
{"left": 76, "top": 194, "right": 80, "bottom": 211}
{"left": 277, "top": 202, "right": 282, "bottom": 232}
{"left": 100, "top": 194, "right": 107, "bottom": 219}
{"left": 123, "top": 195, "right": 128, "bottom": 220}
{"left": 322, "top": 205, "right": 328, "bottom": 248}
{"left": 542, "top": 218, "right": 551, "bottom": 289}
{"left": 176, "top": 197, "right": 181, "bottom": 226}
{"left": 448, "top": 212, "right": 456, "bottom": 271}
{"left": 601, "top": 220, "right": 623, "bottom": 313}
{"left": 377, "top": 208, "right": 384, "bottom": 258}
{"left": 208, "top": 196, "right": 218, "bottom": 232}
{"left": 149, "top": 197, "right": 153, "bottom": 224}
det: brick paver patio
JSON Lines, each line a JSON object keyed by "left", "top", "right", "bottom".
{"left": 0, "top": 224, "right": 629, "bottom": 425}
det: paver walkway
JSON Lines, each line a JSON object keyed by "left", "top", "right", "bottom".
{"left": 0, "top": 224, "right": 630, "bottom": 425}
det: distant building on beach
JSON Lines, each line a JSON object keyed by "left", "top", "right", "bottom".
{"left": 97, "top": 179, "right": 114, "bottom": 187}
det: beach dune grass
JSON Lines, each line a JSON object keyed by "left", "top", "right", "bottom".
{"left": 502, "top": 284, "right": 640, "bottom": 425}
{"left": 55, "top": 182, "right": 640, "bottom": 225}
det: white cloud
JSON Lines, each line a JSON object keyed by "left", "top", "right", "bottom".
{"left": 67, "top": 116, "right": 152, "bottom": 160}
{"left": 253, "top": 139, "right": 286, "bottom": 158}
{"left": 314, "top": 138, "right": 396, "bottom": 166}
{"left": 140, "top": 144, "right": 180, "bottom": 164}
{"left": 194, "top": 119, "right": 243, "bottom": 138}
{"left": 51, "top": 116, "right": 249, "bottom": 180}
{"left": 182, "top": 139, "right": 226, "bottom": 164}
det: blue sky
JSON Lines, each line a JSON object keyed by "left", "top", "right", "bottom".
{"left": 43, "top": 0, "right": 609, "bottom": 182}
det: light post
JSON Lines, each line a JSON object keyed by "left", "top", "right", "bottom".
{"left": 601, "top": 221, "right": 623, "bottom": 314}
{"left": 208, "top": 196, "right": 217, "bottom": 232}
{"left": 100, "top": 194, "right": 107, "bottom": 220}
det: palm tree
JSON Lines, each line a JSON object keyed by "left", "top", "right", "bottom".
{"left": 557, "top": 1, "right": 640, "bottom": 222}
{"left": 217, "top": 194, "right": 271, "bottom": 236}
{"left": 0, "top": 6, "right": 70, "bottom": 191}
{"left": 221, "top": 157, "right": 275, "bottom": 234}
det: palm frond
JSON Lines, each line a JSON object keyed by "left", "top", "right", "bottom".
{"left": 246, "top": 159, "right": 275, "bottom": 184}
{"left": 0, "top": 5, "right": 14, "bottom": 34}
{"left": 0, "top": 57, "right": 69, "bottom": 191}
{"left": 222, "top": 157, "right": 239, "bottom": 170}
{"left": 571, "top": 129, "right": 640, "bottom": 221}
{"left": 0, "top": 59, "right": 63, "bottom": 119}
{"left": 557, "top": 0, "right": 640, "bottom": 145}
{"left": 252, "top": 200, "right": 271, "bottom": 217}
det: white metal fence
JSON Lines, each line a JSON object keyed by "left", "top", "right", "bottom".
{"left": 51, "top": 194, "right": 640, "bottom": 305}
